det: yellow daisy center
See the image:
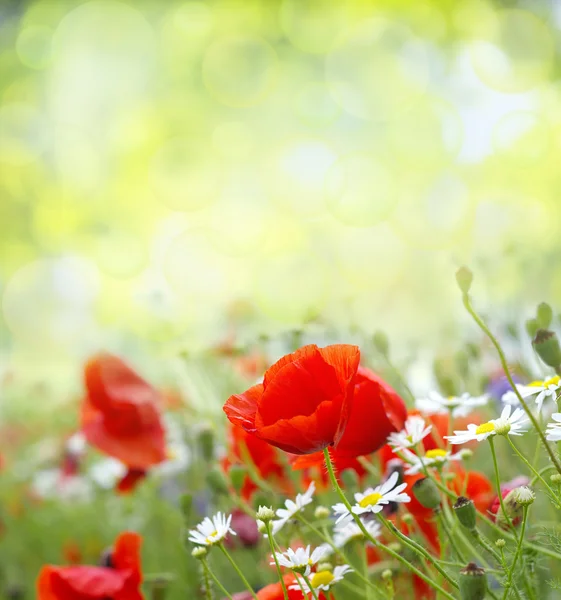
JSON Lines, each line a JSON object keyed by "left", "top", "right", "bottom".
{"left": 475, "top": 422, "right": 495, "bottom": 435}
{"left": 205, "top": 530, "right": 218, "bottom": 543}
{"left": 359, "top": 492, "right": 383, "bottom": 508}
{"left": 311, "top": 570, "right": 335, "bottom": 588}
{"left": 425, "top": 449, "right": 447, "bottom": 459}
{"left": 529, "top": 375, "right": 560, "bottom": 387}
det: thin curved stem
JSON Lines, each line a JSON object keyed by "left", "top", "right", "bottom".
{"left": 202, "top": 558, "right": 233, "bottom": 600}
{"left": 488, "top": 437, "right": 518, "bottom": 539}
{"left": 219, "top": 544, "right": 258, "bottom": 600}
{"left": 503, "top": 506, "right": 529, "bottom": 600}
{"left": 301, "top": 574, "right": 320, "bottom": 600}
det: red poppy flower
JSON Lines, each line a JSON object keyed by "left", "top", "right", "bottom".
{"left": 256, "top": 575, "right": 329, "bottom": 599}
{"left": 222, "top": 423, "right": 291, "bottom": 500}
{"left": 116, "top": 469, "right": 148, "bottom": 495}
{"left": 223, "top": 344, "right": 360, "bottom": 455}
{"left": 37, "top": 532, "right": 143, "bottom": 600}
{"left": 81, "top": 354, "right": 166, "bottom": 469}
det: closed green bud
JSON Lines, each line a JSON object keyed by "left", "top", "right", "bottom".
{"left": 551, "top": 474, "right": 561, "bottom": 484}
{"left": 525, "top": 318, "right": 539, "bottom": 338}
{"left": 228, "top": 465, "right": 247, "bottom": 494}
{"left": 495, "top": 539, "right": 505, "bottom": 548}
{"left": 373, "top": 330, "right": 390, "bottom": 356}
{"left": 456, "top": 266, "right": 473, "bottom": 294}
{"left": 198, "top": 425, "right": 215, "bottom": 462}
{"left": 206, "top": 468, "right": 229, "bottom": 496}
{"left": 454, "top": 496, "right": 476, "bottom": 530}
{"left": 381, "top": 569, "right": 393, "bottom": 581}
{"left": 537, "top": 302, "right": 553, "bottom": 329}
{"left": 532, "top": 329, "right": 561, "bottom": 368}
{"left": 459, "top": 563, "right": 487, "bottom": 600}
{"left": 412, "top": 477, "right": 441, "bottom": 510}
{"left": 496, "top": 488, "right": 524, "bottom": 528}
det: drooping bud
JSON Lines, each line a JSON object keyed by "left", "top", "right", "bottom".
{"left": 525, "top": 318, "right": 539, "bottom": 338}
{"left": 373, "top": 330, "right": 390, "bottom": 356}
{"left": 412, "top": 478, "right": 441, "bottom": 510}
{"left": 494, "top": 488, "right": 524, "bottom": 528}
{"left": 459, "top": 563, "right": 487, "bottom": 600}
{"left": 228, "top": 465, "right": 247, "bottom": 494}
{"left": 197, "top": 425, "right": 215, "bottom": 462}
{"left": 454, "top": 496, "right": 476, "bottom": 531}
{"left": 456, "top": 266, "right": 473, "bottom": 294}
{"left": 206, "top": 468, "right": 229, "bottom": 496}
{"left": 537, "top": 302, "right": 553, "bottom": 329}
{"left": 532, "top": 329, "right": 561, "bottom": 368}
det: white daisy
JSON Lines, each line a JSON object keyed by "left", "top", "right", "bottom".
{"left": 416, "top": 391, "right": 488, "bottom": 418}
{"left": 188, "top": 512, "right": 236, "bottom": 546}
{"left": 290, "top": 565, "right": 353, "bottom": 593}
{"left": 332, "top": 519, "right": 382, "bottom": 549}
{"left": 403, "top": 448, "right": 463, "bottom": 475}
{"left": 518, "top": 377, "right": 561, "bottom": 412}
{"left": 273, "top": 545, "right": 328, "bottom": 576}
{"left": 270, "top": 481, "right": 315, "bottom": 534}
{"left": 445, "top": 405, "right": 528, "bottom": 445}
{"left": 388, "top": 416, "right": 432, "bottom": 452}
{"left": 332, "top": 472, "right": 410, "bottom": 525}
{"left": 546, "top": 413, "right": 561, "bottom": 442}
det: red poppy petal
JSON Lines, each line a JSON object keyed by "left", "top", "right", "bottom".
{"left": 113, "top": 532, "right": 143, "bottom": 577}
{"left": 116, "top": 469, "right": 147, "bottom": 495}
{"left": 263, "top": 345, "right": 320, "bottom": 387}
{"left": 223, "top": 384, "right": 263, "bottom": 433}
{"left": 317, "top": 344, "right": 361, "bottom": 388}
{"left": 37, "top": 567, "right": 59, "bottom": 600}
{"left": 44, "top": 566, "right": 128, "bottom": 599}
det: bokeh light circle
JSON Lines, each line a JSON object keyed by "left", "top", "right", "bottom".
{"left": 325, "top": 152, "right": 397, "bottom": 227}
{"left": 202, "top": 35, "right": 277, "bottom": 107}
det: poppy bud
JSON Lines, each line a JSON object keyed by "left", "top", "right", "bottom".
{"left": 525, "top": 318, "right": 539, "bottom": 338}
{"left": 180, "top": 493, "right": 193, "bottom": 522}
{"left": 532, "top": 329, "right": 561, "bottom": 368}
{"left": 206, "top": 468, "right": 229, "bottom": 496}
{"left": 453, "top": 496, "right": 476, "bottom": 531}
{"left": 373, "top": 331, "right": 390, "bottom": 356}
{"left": 198, "top": 425, "right": 215, "bottom": 462}
{"left": 495, "top": 488, "right": 524, "bottom": 528}
{"left": 455, "top": 266, "right": 473, "bottom": 294}
{"left": 228, "top": 465, "right": 247, "bottom": 494}
{"left": 537, "top": 302, "right": 553, "bottom": 329}
{"left": 459, "top": 563, "right": 487, "bottom": 600}
{"left": 412, "top": 477, "right": 441, "bottom": 510}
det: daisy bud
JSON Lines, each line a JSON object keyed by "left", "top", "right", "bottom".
{"left": 525, "top": 318, "right": 539, "bottom": 338}
{"left": 459, "top": 449, "right": 473, "bottom": 461}
{"left": 192, "top": 547, "right": 208, "bottom": 559}
{"left": 551, "top": 474, "right": 561, "bottom": 484}
{"left": 206, "top": 468, "right": 229, "bottom": 496}
{"left": 459, "top": 563, "right": 487, "bottom": 600}
{"left": 197, "top": 425, "right": 215, "bottom": 462}
{"left": 401, "top": 513, "right": 414, "bottom": 525}
{"left": 412, "top": 478, "right": 441, "bottom": 510}
{"left": 381, "top": 569, "right": 393, "bottom": 581}
{"left": 495, "top": 539, "right": 505, "bottom": 548}
{"left": 317, "top": 562, "right": 333, "bottom": 573}
{"left": 256, "top": 506, "right": 275, "bottom": 522}
{"left": 229, "top": 465, "right": 247, "bottom": 494}
{"left": 532, "top": 329, "right": 561, "bottom": 368}
{"left": 373, "top": 331, "right": 390, "bottom": 356}
{"left": 537, "top": 302, "right": 553, "bottom": 329}
{"left": 314, "top": 506, "right": 330, "bottom": 520}
{"left": 453, "top": 496, "right": 476, "bottom": 531}
{"left": 455, "top": 266, "right": 473, "bottom": 294}
{"left": 512, "top": 486, "right": 535, "bottom": 506}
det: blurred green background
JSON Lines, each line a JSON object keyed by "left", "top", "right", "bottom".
{"left": 2, "top": 0, "right": 561, "bottom": 389}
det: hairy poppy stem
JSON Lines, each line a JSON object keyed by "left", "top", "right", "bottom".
{"left": 461, "top": 291, "right": 561, "bottom": 476}
{"left": 322, "top": 448, "right": 458, "bottom": 600}
{"left": 264, "top": 522, "right": 289, "bottom": 600}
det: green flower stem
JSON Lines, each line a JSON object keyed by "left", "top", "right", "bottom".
{"left": 218, "top": 544, "right": 258, "bottom": 600}
{"left": 461, "top": 291, "right": 561, "bottom": 476}
{"left": 378, "top": 514, "right": 459, "bottom": 589}
{"left": 361, "top": 543, "right": 373, "bottom": 600}
{"left": 202, "top": 563, "right": 213, "bottom": 600}
{"left": 488, "top": 437, "right": 518, "bottom": 539}
{"left": 471, "top": 530, "right": 502, "bottom": 565}
{"left": 530, "top": 464, "right": 556, "bottom": 486}
{"left": 322, "top": 448, "right": 458, "bottom": 600}
{"left": 264, "top": 522, "right": 289, "bottom": 600}
{"left": 301, "top": 574, "right": 321, "bottom": 600}
{"left": 503, "top": 506, "right": 529, "bottom": 600}
{"left": 201, "top": 558, "right": 232, "bottom": 600}
{"left": 506, "top": 437, "right": 560, "bottom": 506}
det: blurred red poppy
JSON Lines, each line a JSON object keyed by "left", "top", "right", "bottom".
{"left": 255, "top": 574, "right": 329, "bottom": 599}
{"left": 223, "top": 344, "right": 360, "bottom": 455}
{"left": 81, "top": 354, "right": 166, "bottom": 470}
{"left": 116, "top": 469, "right": 148, "bottom": 495}
{"left": 222, "top": 423, "right": 291, "bottom": 499}
{"left": 37, "top": 532, "right": 143, "bottom": 600}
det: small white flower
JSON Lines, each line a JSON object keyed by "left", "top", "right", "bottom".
{"left": 188, "top": 512, "right": 236, "bottom": 546}
{"left": 518, "top": 377, "right": 561, "bottom": 412}
{"left": 332, "top": 519, "right": 382, "bottom": 549}
{"left": 512, "top": 486, "right": 535, "bottom": 506}
{"left": 546, "top": 413, "right": 561, "bottom": 441}
{"left": 290, "top": 565, "right": 353, "bottom": 593}
{"left": 388, "top": 416, "right": 432, "bottom": 452}
{"left": 445, "top": 405, "right": 528, "bottom": 445}
{"left": 416, "top": 391, "right": 488, "bottom": 418}
{"left": 273, "top": 545, "right": 328, "bottom": 576}
{"left": 404, "top": 449, "right": 463, "bottom": 475}
{"left": 332, "top": 472, "right": 410, "bottom": 525}
{"left": 270, "top": 481, "right": 315, "bottom": 534}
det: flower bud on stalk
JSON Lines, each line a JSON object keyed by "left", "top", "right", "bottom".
{"left": 495, "top": 488, "right": 524, "bottom": 528}
{"left": 454, "top": 496, "right": 476, "bottom": 531}
{"left": 314, "top": 506, "right": 330, "bottom": 520}
{"left": 456, "top": 266, "right": 473, "bottom": 294}
{"left": 256, "top": 506, "right": 275, "bottom": 522}
{"left": 459, "top": 563, "right": 487, "bottom": 600}
{"left": 532, "top": 329, "right": 561, "bottom": 369}
{"left": 412, "top": 478, "right": 441, "bottom": 510}
{"left": 537, "top": 302, "right": 553, "bottom": 329}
